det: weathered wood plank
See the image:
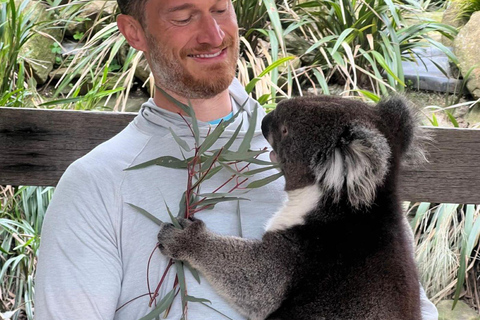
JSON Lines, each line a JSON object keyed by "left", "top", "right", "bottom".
{"left": 1, "top": 107, "right": 479, "bottom": 204}
{"left": 399, "top": 127, "right": 480, "bottom": 204}
{"left": 0, "top": 107, "right": 136, "bottom": 186}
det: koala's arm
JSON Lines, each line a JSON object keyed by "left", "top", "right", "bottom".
{"left": 157, "top": 218, "right": 295, "bottom": 320}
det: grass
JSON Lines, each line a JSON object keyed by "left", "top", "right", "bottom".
{"left": 1, "top": 186, "right": 54, "bottom": 320}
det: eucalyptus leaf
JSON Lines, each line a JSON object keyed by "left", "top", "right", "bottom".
{"left": 127, "top": 203, "right": 163, "bottom": 226}
{"left": 169, "top": 127, "right": 191, "bottom": 151}
{"left": 200, "top": 150, "right": 223, "bottom": 173}
{"left": 175, "top": 261, "right": 187, "bottom": 310}
{"left": 246, "top": 172, "right": 284, "bottom": 189}
{"left": 138, "top": 288, "right": 176, "bottom": 320}
{"left": 237, "top": 105, "right": 258, "bottom": 154}
{"left": 223, "top": 119, "right": 244, "bottom": 151}
{"left": 237, "top": 201, "right": 243, "bottom": 238}
{"left": 185, "top": 261, "right": 201, "bottom": 284}
{"left": 164, "top": 201, "right": 182, "bottom": 229}
{"left": 125, "top": 156, "right": 189, "bottom": 171}
{"left": 185, "top": 295, "right": 212, "bottom": 304}
{"left": 220, "top": 149, "right": 267, "bottom": 161}
{"left": 198, "top": 192, "right": 248, "bottom": 198}
{"left": 198, "top": 197, "right": 250, "bottom": 207}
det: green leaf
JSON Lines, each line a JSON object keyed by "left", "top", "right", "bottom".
{"left": 165, "top": 201, "right": 182, "bottom": 229}
{"left": 410, "top": 202, "right": 431, "bottom": 231}
{"left": 127, "top": 203, "right": 163, "bottom": 226}
{"left": 169, "top": 128, "right": 191, "bottom": 151}
{"left": 331, "top": 28, "right": 355, "bottom": 55}
{"left": 261, "top": 0, "right": 284, "bottom": 49}
{"left": 198, "top": 124, "right": 228, "bottom": 155}
{"left": 185, "top": 262, "right": 201, "bottom": 284}
{"left": 198, "top": 192, "right": 248, "bottom": 198}
{"left": 138, "top": 288, "right": 176, "bottom": 320}
{"left": 236, "top": 200, "right": 243, "bottom": 238}
{"left": 125, "top": 156, "right": 189, "bottom": 171}
{"left": 220, "top": 149, "right": 267, "bottom": 161}
{"left": 445, "top": 111, "right": 459, "bottom": 128}
{"left": 155, "top": 85, "right": 200, "bottom": 145}
{"left": 245, "top": 56, "right": 295, "bottom": 94}
{"left": 200, "top": 149, "right": 223, "bottom": 173}
{"left": 241, "top": 165, "right": 279, "bottom": 176}
{"left": 175, "top": 261, "right": 187, "bottom": 310}
{"left": 223, "top": 119, "right": 244, "bottom": 151}
{"left": 192, "top": 166, "right": 224, "bottom": 189}
{"left": 246, "top": 172, "right": 283, "bottom": 189}
{"left": 185, "top": 295, "right": 211, "bottom": 304}
{"left": 356, "top": 90, "right": 381, "bottom": 102}
{"left": 198, "top": 197, "right": 250, "bottom": 207}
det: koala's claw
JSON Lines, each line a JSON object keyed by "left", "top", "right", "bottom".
{"left": 157, "top": 218, "right": 206, "bottom": 261}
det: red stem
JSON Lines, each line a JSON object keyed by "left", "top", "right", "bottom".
{"left": 149, "top": 259, "right": 174, "bottom": 307}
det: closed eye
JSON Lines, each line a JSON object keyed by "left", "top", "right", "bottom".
{"left": 172, "top": 16, "right": 193, "bottom": 25}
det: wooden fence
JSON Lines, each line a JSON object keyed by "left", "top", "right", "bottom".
{"left": 1, "top": 107, "right": 479, "bottom": 204}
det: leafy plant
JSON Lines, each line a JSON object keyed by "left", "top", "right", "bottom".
{"left": 41, "top": 65, "right": 124, "bottom": 110}
{"left": 0, "top": 186, "right": 54, "bottom": 320}
{"left": 288, "top": 0, "right": 458, "bottom": 98}
{"left": 0, "top": 0, "right": 38, "bottom": 107}
{"left": 456, "top": 0, "right": 480, "bottom": 21}
{"left": 409, "top": 203, "right": 480, "bottom": 305}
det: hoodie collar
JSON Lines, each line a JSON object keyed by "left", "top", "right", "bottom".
{"left": 136, "top": 78, "right": 266, "bottom": 138}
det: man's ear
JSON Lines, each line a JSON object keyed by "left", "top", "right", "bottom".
{"left": 117, "top": 14, "right": 149, "bottom": 52}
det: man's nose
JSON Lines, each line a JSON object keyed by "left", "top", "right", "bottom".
{"left": 197, "top": 15, "right": 225, "bottom": 47}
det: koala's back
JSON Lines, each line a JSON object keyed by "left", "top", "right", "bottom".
{"left": 267, "top": 198, "right": 421, "bottom": 320}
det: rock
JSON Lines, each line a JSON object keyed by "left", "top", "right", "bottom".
{"left": 64, "top": 1, "right": 117, "bottom": 37}
{"left": 437, "top": 300, "right": 480, "bottom": 320}
{"left": 17, "top": 0, "right": 62, "bottom": 85}
{"left": 441, "top": 1, "right": 468, "bottom": 46}
{"left": 453, "top": 11, "right": 480, "bottom": 99}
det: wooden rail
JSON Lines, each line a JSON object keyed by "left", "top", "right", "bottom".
{"left": 1, "top": 107, "right": 479, "bottom": 204}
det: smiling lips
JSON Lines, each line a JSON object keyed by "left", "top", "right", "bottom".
{"left": 189, "top": 49, "right": 224, "bottom": 58}
{"left": 187, "top": 47, "right": 227, "bottom": 60}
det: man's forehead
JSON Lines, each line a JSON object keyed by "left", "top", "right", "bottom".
{"left": 159, "top": 0, "right": 226, "bottom": 11}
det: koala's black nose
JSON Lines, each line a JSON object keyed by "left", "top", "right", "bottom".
{"left": 261, "top": 112, "right": 273, "bottom": 140}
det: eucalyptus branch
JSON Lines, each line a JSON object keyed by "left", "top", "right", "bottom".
{"left": 125, "top": 91, "right": 282, "bottom": 319}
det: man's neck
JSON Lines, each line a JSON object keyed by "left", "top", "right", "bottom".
{"left": 153, "top": 86, "right": 232, "bottom": 123}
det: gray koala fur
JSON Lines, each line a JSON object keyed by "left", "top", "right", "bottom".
{"left": 157, "top": 95, "right": 423, "bottom": 320}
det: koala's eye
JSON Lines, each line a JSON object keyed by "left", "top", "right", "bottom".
{"left": 281, "top": 125, "right": 288, "bottom": 137}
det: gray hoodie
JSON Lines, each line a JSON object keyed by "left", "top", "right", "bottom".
{"left": 34, "top": 79, "right": 285, "bottom": 320}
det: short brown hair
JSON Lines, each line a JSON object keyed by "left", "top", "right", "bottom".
{"left": 117, "top": 0, "right": 146, "bottom": 25}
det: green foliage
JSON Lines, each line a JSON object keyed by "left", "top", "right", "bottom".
{"left": 292, "top": 0, "right": 457, "bottom": 97}
{"left": 0, "top": 0, "right": 37, "bottom": 107}
{"left": 410, "top": 203, "right": 480, "bottom": 305}
{"left": 1, "top": 186, "right": 54, "bottom": 320}
{"left": 41, "top": 65, "right": 124, "bottom": 110}
{"left": 456, "top": 0, "right": 480, "bottom": 21}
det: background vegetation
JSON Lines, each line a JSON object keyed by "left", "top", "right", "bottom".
{"left": 1, "top": 0, "right": 480, "bottom": 319}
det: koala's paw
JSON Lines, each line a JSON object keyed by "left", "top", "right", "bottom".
{"left": 157, "top": 218, "right": 206, "bottom": 261}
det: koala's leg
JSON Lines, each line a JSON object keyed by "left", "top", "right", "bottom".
{"left": 157, "top": 218, "right": 295, "bottom": 320}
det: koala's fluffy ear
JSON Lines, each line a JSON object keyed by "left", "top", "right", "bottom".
{"left": 311, "top": 125, "right": 391, "bottom": 208}
{"left": 377, "top": 96, "right": 429, "bottom": 165}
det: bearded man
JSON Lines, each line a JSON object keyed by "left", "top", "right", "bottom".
{"left": 34, "top": 1, "right": 439, "bottom": 319}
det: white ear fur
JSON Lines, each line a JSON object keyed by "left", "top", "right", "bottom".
{"left": 312, "top": 125, "right": 391, "bottom": 208}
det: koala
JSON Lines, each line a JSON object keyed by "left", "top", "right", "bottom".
{"left": 157, "top": 95, "right": 423, "bottom": 320}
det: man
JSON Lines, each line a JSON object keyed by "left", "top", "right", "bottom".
{"left": 34, "top": 0, "right": 438, "bottom": 319}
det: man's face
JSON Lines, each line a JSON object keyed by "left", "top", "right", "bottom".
{"left": 143, "top": 0, "right": 239, "bottom": 99}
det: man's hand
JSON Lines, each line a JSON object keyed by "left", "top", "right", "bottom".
{"left": 157, "top": 218, "right": 206, "bottom": 261}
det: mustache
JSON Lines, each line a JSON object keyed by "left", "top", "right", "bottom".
{"left": 181, "top": 36, "right": 236, "bottom": 57}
